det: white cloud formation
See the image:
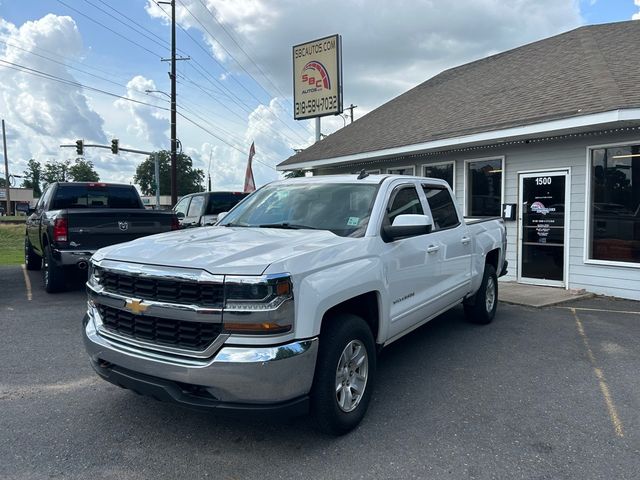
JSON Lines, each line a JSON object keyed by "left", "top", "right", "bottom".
{"left": 0, "top": 14, "right": 106, "bottom": 180}
{"left": 633, "top": 0, "right": 640, "bottom": 20}
{"left": 148, "top": 0, "right": 583, "bottom": 115}
{"left": 113, "top": 75, "right": 169, "bottom": 149}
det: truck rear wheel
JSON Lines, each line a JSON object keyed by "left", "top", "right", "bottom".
{"left": 310, "top": 314, "right": 376, "bottom": 435}
{"left": 464, "top": 264, "right": 497, "bottom": 324}
{"left": 24, "top": 238, "right": 41, "bottom": 271}
{"left": 42, "top": 245, "right": 65, "bottom": 293}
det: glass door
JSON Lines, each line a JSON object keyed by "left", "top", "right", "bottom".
{"left": 518, "top": 171, "right": 569, "bottom": 286}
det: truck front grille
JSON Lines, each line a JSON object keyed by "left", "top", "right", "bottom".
{"left": 97, "top": 268, "right": 223, "bottom": 307}
{"left": 98, "top": 305, "right": 222, "bottom": 351}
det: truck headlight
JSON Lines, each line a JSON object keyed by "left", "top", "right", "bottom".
{"left": 223, "top": 274, "right": 294, "bottom": 335}
{"left": 87, "top": 261, "right": 102, "bottom": 288}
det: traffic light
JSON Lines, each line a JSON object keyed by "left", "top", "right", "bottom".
{"left": 75, "top": 139, "right": 83, "bottom": 155}
{"left": 111, "top": 138, "right": 119, "bottom": 154}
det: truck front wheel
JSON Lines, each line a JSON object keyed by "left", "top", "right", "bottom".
{"left": 310, "top": 314, "right": 376, "bottom": 435}
{"left": 464, "top": 264, "right": 498, "bottom": 324}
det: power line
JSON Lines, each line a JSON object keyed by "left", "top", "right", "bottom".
{"left": 94, "top": 0, "right": 171, "bottom": 49}
{"left": 0, "top": 59, "right": 170, "bottom": 110}
{"left": 177, "top": 111, "right": 276, "bottom": 171}
{"left": 0, "top": 40, "right": 169, "bottom": 103}
{"left": 82, "top": 0, "right": 169, "bottom": 52}
{"left": 55, "top": 0, "right": 164, "bottom": 58}
{"left": 0, "top": 35, "right": 142, "bottom": 82}
{"left": 154, "top": 1, "right": 310, "bottom": 145}
{"left": 191, "top": 0, "right": 299, "bottom": 120}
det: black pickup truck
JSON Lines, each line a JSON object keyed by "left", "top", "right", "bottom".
{"left": 25, "top": 182, "right": 178, "bottom": 292}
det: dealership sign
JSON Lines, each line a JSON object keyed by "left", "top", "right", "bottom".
{"left": 292, "top": 34, "right": 343, "bottom": 120}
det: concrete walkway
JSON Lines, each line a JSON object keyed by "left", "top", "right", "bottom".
{"left": 498, "top": 280, "right": 593, "bottom": 307}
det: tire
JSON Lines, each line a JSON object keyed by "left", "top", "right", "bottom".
{"left": 42, "top": 245, "right": 65, "bottom": 293}
{"left": 310, "top": 314, "right": 376, "bottom": 435}
{"left": 24, "top": 237, "right": 41, "bottom": 271}
{"left": 464, "top": 264, "right": 498, "bottom": 325}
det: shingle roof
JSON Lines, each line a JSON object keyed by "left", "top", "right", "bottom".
{"left": 279, "top": 21, "right": 640, "bottom": 168}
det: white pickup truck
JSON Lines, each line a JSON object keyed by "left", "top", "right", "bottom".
{"left": 83, "top": 174, "right": 507, "bottom": 435}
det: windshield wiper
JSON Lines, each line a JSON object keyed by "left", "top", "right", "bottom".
{"left": 257, "top": 222, "right": 319, "bottom": 230}
{"left": 222, "top": 222, "right": 247, "bottom": 227}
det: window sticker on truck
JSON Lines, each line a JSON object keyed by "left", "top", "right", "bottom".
{"left": 347, "top": 216, "right": 359, "bottom": 226}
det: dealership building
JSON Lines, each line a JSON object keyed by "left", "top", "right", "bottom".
{"left": 278, "top": 21, "right": 640, "bottom": 300}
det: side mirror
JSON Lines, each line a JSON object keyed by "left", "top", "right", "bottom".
{"left": 176, "top": 211, "right": 185, "bottom": 219}
{"left": 383, "top": 214, "right": 432, "bottom": 241}
{"left": 216, "top": 211, "right": 228, "bottom": 222}
{"left": 200, "top": 214, "right": 218, "bottom": 226}
{"left": 27, "top": 208, "right": 36, "bottom": 215}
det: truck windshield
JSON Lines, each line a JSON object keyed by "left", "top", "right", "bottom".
{"left": 51, "top": 185, "right": 142, "bottom": 209}
{"left": 218, "top": 182, "right": 378, "bottom": 238}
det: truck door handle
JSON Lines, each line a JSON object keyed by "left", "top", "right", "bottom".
{"left": 461, "top": 236, "right": 471, "bottom": 245}
{"left": 426, "top": 245, "right": 440, "bottom": 254}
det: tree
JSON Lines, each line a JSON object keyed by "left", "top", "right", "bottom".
{"left": 42, "top": 160, "right": 71, "bottom": 188}
{"left": 134, "top": 150, "right": 204, "bottom": 196}
{"left": 22, "top": 159, "right": 42, "bottom": 197}
{"left": 0, "top": 177, "right": 6, "bottom": 188}
{"left": 69, "top": 158, "right": 100, "bottom": 182}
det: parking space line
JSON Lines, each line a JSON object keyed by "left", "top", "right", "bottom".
{"left": 571, "top": 307, "right": 624, "bottom": 438}
{"left": 20, "top": 264, "right": 32, "bottom": 301}
{"left": 559, "top": 306, "right": 640, "bottom": 315}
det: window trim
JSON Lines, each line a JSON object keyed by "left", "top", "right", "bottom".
{"left": 421, "top": 160, "right": 456, "bottom": 194}
{"left": 386, "top": 165, "right": 415, "bottom": 176}
{"left": 421, "top": 184, "right": 461, "bottom": 232}
{"left": 463, "top": 156, "right": 505, "bottom": 217}
{"left": 584, "top": 139, "right": 640, "bottom": 269}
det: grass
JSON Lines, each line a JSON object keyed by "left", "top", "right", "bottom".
{"left": 0, "top": 224, "right": 24, "bottom": 265}
{"left": 0, "top": 216, "right": 26, "bottom": 222}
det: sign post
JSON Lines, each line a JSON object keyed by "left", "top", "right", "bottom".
{"left": 292, "top": 34, "right": 343, "bottom": 142}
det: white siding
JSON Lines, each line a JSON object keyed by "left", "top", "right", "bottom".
{"left": 318, "top": 130, "right": 640, "bottom": 300}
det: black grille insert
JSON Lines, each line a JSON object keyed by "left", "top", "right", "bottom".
{"left": 98, "top": 305, "right": 221, "bottom": 350}
{"left": 97, "top": 268, "right": 223, "bottom": 307}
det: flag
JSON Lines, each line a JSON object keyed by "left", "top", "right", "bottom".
{"left": 244, "top": 142, "right": 256, "bottom": 193}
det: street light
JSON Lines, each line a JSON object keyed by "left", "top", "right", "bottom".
{"left": 144, "top": 89, "right": 170, "bottom": 99}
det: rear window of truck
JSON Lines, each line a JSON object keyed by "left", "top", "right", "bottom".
{"left": 205, "top": 192, "right": 249, "bottom": 215}
{"left": 51, "top": 185, "right": 142, "bottom": 209}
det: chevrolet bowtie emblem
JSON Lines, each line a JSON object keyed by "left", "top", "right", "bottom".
{"left": 124, "top": 298, "right": 148, "bottom": 315}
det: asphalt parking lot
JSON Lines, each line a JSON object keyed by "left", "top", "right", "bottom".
{"left": 1, "top": 265, "right": 639, "bottom": 479}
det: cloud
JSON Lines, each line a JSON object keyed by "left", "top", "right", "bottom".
{"left": 150, "top": 0, "right": 582, "bottom": 115}
{"left": 113, "top": 75, "right": 169, "bottom": 149}
{"left": 634, "top": 0, "right": 640, "bottom": 20}
{"left": 0, "top": 14, "right": 106, "bottom": 178}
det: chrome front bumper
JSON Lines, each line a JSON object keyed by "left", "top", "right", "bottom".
{"left": 83, "top": 304, "right": 319, "bottom": 405}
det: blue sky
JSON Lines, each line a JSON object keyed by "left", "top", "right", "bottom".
{"left": 0, "top": 0, "right": 638, "bottom": 191}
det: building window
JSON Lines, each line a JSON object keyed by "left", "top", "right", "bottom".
{"left": 423, "top": 162, "right": 454, "bottom": 191}
{"left": 365, "top": 169, "right": 381, "bottom": 174}
{"left": 589, "top": 144, "right": 640, "bottom": 264}
{"left": 387, "top": 166, "right": 415, "bottom": 175}
{"left": 465, "top": 158, "right": 503, "bottom": 216}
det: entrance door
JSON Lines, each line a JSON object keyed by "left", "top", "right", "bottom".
{"left": 518, "top": 171, "right": 569, "bottom": 286}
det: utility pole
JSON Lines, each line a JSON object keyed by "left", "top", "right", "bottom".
{"left": 158, "top": 1, "right": 189, "bottom": 207}
{"left": 154, "top": 152, "right": 160, "bottom": 209}
{"left": 345, "top": 104, "right": 358, "bottom": 123}
{"left": 2, "top": 120, "right": 11, "bottom": 216}
{"left": 207, "top": 150, "right": 212, "bottom": 191}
